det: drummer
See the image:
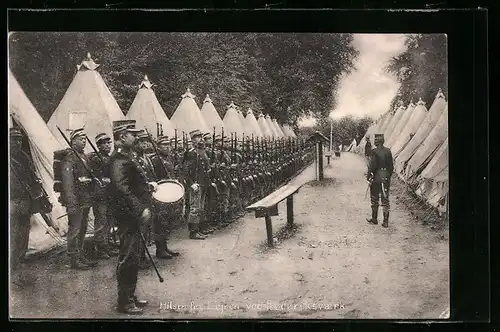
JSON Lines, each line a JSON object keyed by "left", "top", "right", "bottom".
{"left": 150, "top": 136, "right": 180, "bottom": 259}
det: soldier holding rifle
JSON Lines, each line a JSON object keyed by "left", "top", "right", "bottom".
{"left": 366, "top": 134, "right": 393, "bottom": 228}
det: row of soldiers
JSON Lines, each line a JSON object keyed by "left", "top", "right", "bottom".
{"left": 52, "top": 120, "right": 315, "bottom": 270}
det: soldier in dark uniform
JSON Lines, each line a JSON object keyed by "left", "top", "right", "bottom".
{"left": 366, "top": 133, "right": 393, "bottom": 228}
{"left": 88, "top": 133, "right": 116, "bottom": 259}
{"left": 150, "top": 136, "right": 180, "bottom": 259}
{"left": 9, "top": 128, "right": 52, "bottom": 270}
{"left": 201, "top": 132, "right": 217, "bottom": 235}
{"left": 61, "top": 128, "right": 98, "bottom": 269}
{"left": 182, "top": 129, "right": 209, "bottom": 240}
{"left": 108, "top": 120, "right": 150, "bottom": 315}
{"left": 364, "top": 136, "right": 372, "bottom": 159}
{"left": 132, "top": 130, "right": 157, "bottom": 269}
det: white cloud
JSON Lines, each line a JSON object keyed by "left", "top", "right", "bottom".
{"left": 330, "top": 34, "right": 408, "bottom": 121}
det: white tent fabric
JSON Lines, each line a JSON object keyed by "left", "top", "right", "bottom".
{"left": 265, "top": 114, "right": 279, "bottom": 137}
{"left": 223, "top": 102, "right": 245, "bottom": 136}
{"left": 376, "top": 110, "right": 394, "bottom": 136}
{"left": 236, "top": 108, "right": 247, "bottom": 134}
{"left": 200, "top": 94, "right": 225, "bottom": 136}
{"left": 272, "top": 118, "right": 286, "bottom": 137}
{"left": 404, "top": 104, "right": 448, "bottom": 179}
{"left": 383, "top": 105, "right": 406, "bottom": 140}
{"left": 127, "top": 75, "right": 175, "bottom": 139}
{"left": 386, "top": 102, "right": 416, "bottom": 148}
{"left": 9, "top": 70, "right": 67, "bottom": 253}
{"left": 243, "top": 108, "right": 263, "bottom": 138}
{"left": 282, "top": 124, "right": 297, "bottom": 138}
{"left": 395, "top": 90, "right": 447, "bottom": 168}
{"left": 47, "top": 53, "right": 125, "bottom": 153}
{"left": 170, "top": 88, "right": 210, "bottom": 136}
{"left": 257, "top": 113, "right": 273, "bottom": 138}
{"left": 391, "top": 98, "right": 429, "bottom": 158}
{"left": 346, "top": 139, "right": 357, "bottom": 152}
{"left": 417, "top": 137, "right": 448, "bottom": 182}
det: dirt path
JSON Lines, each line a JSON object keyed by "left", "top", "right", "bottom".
{"left": 10, "top": 152, "right": 449, "bottom": 319}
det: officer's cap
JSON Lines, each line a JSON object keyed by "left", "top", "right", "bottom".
{"left": 113, "top": 120, "right": 141, "bottom": 135}
{"left": 136, "top": 130, "right": 150, "bottom": 140}
{"left": 157, "top": 136, "right": 170, "bottom": 145}
{"left": 374, "top": 134, "right": 384, "bottom": 140}
{"left": 190, "top": 129, "right": 203, "bottom": 139}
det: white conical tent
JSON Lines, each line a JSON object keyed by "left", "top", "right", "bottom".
{"left": 396, "top": 90, "right": 447, "bottom": 170}
{"left": 127, "top": 75, "right": 175, "bottom": 139}
{"left": 170, "top": 88, "right": 210, "bottom": 136}
{"left": 244, "top": 108, "right": 263, "bottom": 138}
{"left": 374, "top": 111, "right": 393, "bottom": 137}
{"left": 9, "top": 70, "right": 67, "bottom": 253}
{"left": 236, "top": 108, "right": 247, "bottom": 133}
{"left": 387, "top": 101, "right": 416, "bottom": 148}
{"left": 265, "top": 114, "right": 279, "bottom": 137}
{"left": 200, "top": 94, "right": 224, "bottom": 135}
{"left": 404, "top": 104, "right": 448, "bottom": 179}
{"left": 223, "top": 102, "right": 245, "bottom": 136}
{"left": 272, "top": 119, "right": 286, "bottom": 137}
{"left": 257, "top": 113, "right": 273, "bottom": 138}
{"left": 392, "top": 98, "right": 429, "bottom": 157}
{"left": 383, "top": 104, "right": 406, "bottom": 141}
{"left": 346, "top": 139, "right": 357, "bottom": 152}
{"left": 418, "top": 137, "right": 448, "bottom": 182}
{"left": 379, "top": 107, "right": 397, "bottom": 135}
{"left": 282, "top": 124, "right": 296, "bottom": 138}
{"left": 47, "top": 53, "right": 125, "bottom": 153}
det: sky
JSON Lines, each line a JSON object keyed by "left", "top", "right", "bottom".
{"left": 298, "top": 34, "right": 407, "bottom": 128}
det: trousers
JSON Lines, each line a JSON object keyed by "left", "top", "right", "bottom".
{"left": 93, "top": 199, "right": 112, "bottom": 247}
{"left": 370, "top": 181, "right": 390, "bottom": 213}
{"left": 10, "top": 202, "right": 31, "bottom": 270}
{"left": 67, "top": 206, "right": 90, "bottom": 256}
{"left": 116, "top": 224, "right": 141, "bottom": 307}
{"left": 187, "top": 186, "right": 207, "bottom": 231}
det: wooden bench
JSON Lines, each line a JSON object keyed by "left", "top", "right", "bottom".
{"left": 246, "top": 182, "right": 306, "bottom": 247}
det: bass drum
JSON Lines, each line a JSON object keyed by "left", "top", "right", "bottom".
{"left": 152, "top": 179, "right": 185, "bottom": 219}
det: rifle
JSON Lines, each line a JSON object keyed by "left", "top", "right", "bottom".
{"left": 144, "top": 128, "right": 170, "bottom": 179}
{"left": 56, "top": 126, "right": 103, "bottom": 187}
{"left": 85, "top": 136, "right": 105, "bottom": 164}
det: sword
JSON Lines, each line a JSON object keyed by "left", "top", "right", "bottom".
{"left": 364, "top": 179, "right": 372, "bottom": 199}
{"left": 381, "top": 181, "right": 387, "bottom": 199}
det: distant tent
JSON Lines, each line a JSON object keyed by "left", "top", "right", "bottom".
{"left": 386, "top": 101, "right": 416, "bottom": 148}
{"left": 383, "top": 104, "right": 406, "bottom": 141}
{"left": 223, "top": 102, "right": 245, "bottom": 136}
{"left": 244, "top": 108, "right": 263, "bottom": 138}
{"left": 265, "top": 114, "right": 279, "bottom": 137}
{"left": 375, "top": 110, "right": 394, "bottom": 137}
{"left": 170, "top": 88, "right": 210, "bottom": 136}
{"left": 346, "top": 139, "right": 357, "bottom": 152}
{"left": 272, "top": 119, "right": 286, "bottom": 137}
{"left": 236, "top": 108, "right": 247, "bottom": 135}
{"left": 391, "top": 98, "right": 429, "bottom": 157}
{"left": 127, "top": 75, "right": 175, "bottom": 138}
{"left": 257, "top": 113, "right": 273, "bottom": 138}
{"left": 404, "top": 104, "right": 448, "bottom": 180}
{"left": 200, "top": 94, "right": 224, "bottom": 135}
{"left": 9, "top": 70, "right": 67, "bottom": 254}
{"left": 282, "top": 124, "right": 297, "bottom": 138}
{"left": 47, "top": 53, "right": 125, "bottom": 153}
{"left": 416, "top": 137, "right": 448, "bottom": 183}
{"left": 395, "top": 90, "right": 447, "bottom": 172}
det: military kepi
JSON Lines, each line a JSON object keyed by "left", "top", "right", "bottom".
{"left": 112, "top": 119, "right": 141, "bottom": 134}
{"left": 374, "top": 134, "right": 384, "bottom": 140}
{"left": 70, "top": 128, "right": 86, "bottom": 141}
{"left": 189, "top": 129, "right": 202, "bottom": 138}
{"left": 95, "top": 133, "right": 111, "bottom": 144}
{"left": 10, "top": 127, "right": 23, "bottom": 138}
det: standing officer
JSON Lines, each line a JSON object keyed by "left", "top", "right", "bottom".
{"left": 182, "top": 129, "right": 209, "bottom": 240}
{"left": 88, "top": 133, "right": 116, "bottom": 259}
{"left": 108, "top": 120, "right": 150, "bottom": 315}
{"left": 61, "top": 128, "right": 98, "bottom": 269}
{"left": 364, "top": 136, "right": 372, "bottom": 160}
{"left": 10, "top": 127, "right": 52, "bottom": 270}
{"left": 366, "top": 133, "right": 393, "bottom": 228}
{"left": 150, "top": 136, "right": 180, "bottom": 259}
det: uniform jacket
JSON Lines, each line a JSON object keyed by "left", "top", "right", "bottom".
{"left": 151, "top": 153, "right": 175, "bottom": 181}
{"left": 87, "top": 151, "right": 111, "bottom": 200}
{"left": 182, "top": 147, "right": 210, "bottom": 188}
{"left": 367, "top": 146, "right": 393, "bottom": 183}
{"left": 60, "top": 150, "right": 93, "bottom": 208}
{"left": 10, "top": 151, "right": 39, "bottom": 213}
{"left": 133, "top": 151, "right": 156, "bottom": 182}
{"left": 108, "top": 148, "right": 151, "bottom": 221}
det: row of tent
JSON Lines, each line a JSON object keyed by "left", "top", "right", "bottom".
{"left": 47, "top": 53, "right": 296, "bottom": 155}
{"left": 8, "top": 53, "right": 297, "bottom": 254}
{"left": 352, "top": 89, "right": 449, "bottom": 214}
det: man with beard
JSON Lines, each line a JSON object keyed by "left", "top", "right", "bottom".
{"left": 60, "top": 128, "right": 98, "bottom": 269}
{"left": 9, "top": 127, "right": 52, "bottom": 270}
{"left": 108, "top": 120, "right": 150, "bottom": 314}
{"left": 150, "top": 136, "right": 180, "bottom": 259}
{"left": 88, "top": 133, "right": 117, "bottom": 259}
{"left": 182, "top": 129, "right": 209, "bottom": 240}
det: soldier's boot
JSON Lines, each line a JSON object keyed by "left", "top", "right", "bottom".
{"left": 69, "top": 256, "right": 89, "bottom": 270}
{"left": 155, "top": 241, "right": 173, "bottom": 259}
{"left": 367, "top": 207, "right": 378, "bottom": 225}
{"left": 117, "top": 303, "right": 143, "bottom": 315}
{"left": 80, "top": 253, "right": 99, "bottom": 267}
{"left": 164, "top": 240, "right": 180, "bottom": 256}
{"left": 382, "top": 212, "right": 389, "bottom": 228}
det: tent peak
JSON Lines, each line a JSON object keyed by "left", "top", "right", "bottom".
{"left": 77, "top": 52, "right": 100, "bottom": 71}
{"left": 228, "top": 101, "right": 237, "bottom": 109}
{"left": 417, "top": 98, "right": 426, "bottom": 106}
{"left": 139, "top": 75, "right": 153, "bottom": 89}
{"left": 203, "top": 94, "right": 212, "bottom": 103}
{"left": 436, "top": 88, "right": 446, "bottom": 100}
{"left": 182, "top": 88, "right": 195, "bottom": 99}
{"left": 247, "top": 108, "right": 254, "bottom": 115}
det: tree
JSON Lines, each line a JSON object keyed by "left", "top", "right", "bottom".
{"left": 385, "top": 34, "right": 448, "bottom": 109}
